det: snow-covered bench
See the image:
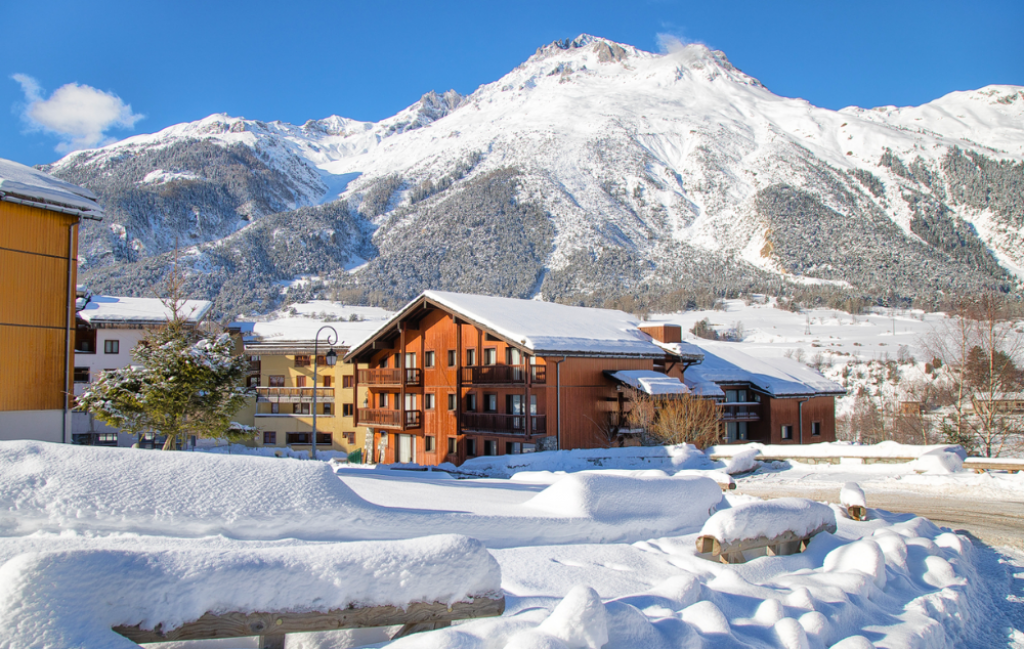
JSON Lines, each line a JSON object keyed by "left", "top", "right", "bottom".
{"left": 696, "top": 498, "right": 837, "bottom": 564}
{"left": 114, "top": 598, "right": 505, "bottom": 647}
{"left": 0, "top": 535, "right": 504, "bottom": 649}
{"left": 962, "top": 458, "right": 1024, "bottom": 474}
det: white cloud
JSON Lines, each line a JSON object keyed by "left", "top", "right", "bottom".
{"left": 12, "top": 74, "right": 143, "bottom": 153}
{"left": 656, "top": 33, "right": 703, "bottom": 55}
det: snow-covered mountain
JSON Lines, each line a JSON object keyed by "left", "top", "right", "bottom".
{"left": 44, "top": 35, "right": 1024, "bottom": 316}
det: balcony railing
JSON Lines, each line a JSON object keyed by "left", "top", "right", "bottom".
{"left": 461, "top": 413, "right": 546, "bottom": 435}
{"left": 358, "top": 368, "right": 422, "bottom": 387}
{"left": 358, "top": 408, "right": 422, "bottom": 429}
{"left": 721, "top": 402, "right": 760, "bottom": 421}
{"left": 461, "top": 365, "right": 547, "bottom": 385}
{"left": 255, "top": 387, "right": 335, "bottom": 403}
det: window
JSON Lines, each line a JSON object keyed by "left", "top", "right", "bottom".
{"left": 263, "top": 431, "right": 277, "bottom": 445}
{"left": 296, "top": 376, "right": 307, "bottom": 387}
{"left": 73, "top": 367, "right": 89, "bottom": 383}
{"left": 316, "top": 432, "right": 332, "bottom": 445}
{"left": 322, "top": 375, "right": 332, "bottom": 388}
{"left": 727, "top": 421, "right": 748, "bottom": 442}
{"left": 378, "top": 392, "right": 388, "bottom": 408}
{"left": 466, "top": 348, "right": 476, "bottom": 366}
{"left": 342, "top": 375, "right": 354, "bottom": 388}
{"left": 344, "top": 432, "right": 356, "bottom": 444}
{"left": 425, "top": 435, "right": 436, "bottom": 452}
{"left": 294, "top": 355, "right": 311, "bottom": 367}
{"left": 316, "top": 355, "right": 327, "bottom": 366}
{"left": 483, "top": 348, "right": 497, "bottom": 365}
{"left": 322, "top": 403, "right": 332, "bottom": 415}
{"left": 393, "top": 354, "right": 400, "bottom": 369}
{"left": 447, "top": 350, "right": 457, "bottom": 367}
{"left": 269, "top": 375, "right": 285, "bottom": 387}
{"left": 448, "top": 393, "right": 457, "bottom": 411}
{"left": 424, "top": 393, "right": 435, "bottom": 410}
{"left": 811, "top": 421, "right": 822, "bottom": 437}
{"left": 506, "top": 348, "right": 522, "bottom": 365}
{"left": 295, "top": 403, "right": 311, "bottom": 415}
{"left": 725, "top": 389, "right": 749, "bottom": 403}
{"left": 104, "top": 339, "right": 119, "bottom": 354}
{"left": 286, "top": 432, "right": 310, "bottom": 444}
{"left": 342, "top": 403, "right": 354, "bottom": 417}
{"left": 424, "top": 351, "right": 435, "bottom": 368}
{"left": 270, "top": 403, "right": 280, "bottom": 414}
{"left": 448, "top": 437, "right": 457, "bottom": 454}
{"left": 507, "top": 394, "right": 524, "bottom": 415}
{"left": 781, "top": 425, "right": 794, "bottom": 440}
{"left": 484, "top": 394, "right": 497, "bottom": 412}
{"left": 506, "top": 442, "right": 522, "bottom": 455}
{"left": 484, "top": 440, "right": 497, "bottom": 456}
{"left": 466, "top": 438, "right": 477, "bottom": 456}
{"left": 466, "top": 393, "right": 477, "bottom": 411}
{"left": 96, "top": 433, "right": 118, "bottom": 445}
{"left": 405, "top": 352, "right": 417, "bottom": 368}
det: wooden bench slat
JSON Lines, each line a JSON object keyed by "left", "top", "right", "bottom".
{"left": 696, "top": 520, "right": 836, "bottom": 564}
{"left": 114, "top": 597, "right": 504, "bottom": 644}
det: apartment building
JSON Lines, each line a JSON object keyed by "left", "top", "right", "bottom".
{"left": 72, "top": 292, "right": 213, "bottom": 446}
{"left": 0, "top": 158, "right": 102, "bottom": 442}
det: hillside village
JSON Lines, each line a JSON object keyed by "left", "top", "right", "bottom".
{"left": 2, "top": 31, "right": 1024, "bottom": 649}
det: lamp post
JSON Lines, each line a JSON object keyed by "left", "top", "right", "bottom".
{"left": 311, "top": 325, "right": 338, "bottom": 460}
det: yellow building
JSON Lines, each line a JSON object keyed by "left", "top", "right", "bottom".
{"left": 244, "top": 339, "right": 366, "bottom": 457}
{"left": 0, "top": 158, "right": 102, "bottom": 443}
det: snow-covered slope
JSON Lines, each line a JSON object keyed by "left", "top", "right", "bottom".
{"left": 44, "top": 35, "right": 1024, "bottom": 316}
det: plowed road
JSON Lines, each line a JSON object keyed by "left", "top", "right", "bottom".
{"left": 734, "top": 483, "right": 1024, "bottom": 549}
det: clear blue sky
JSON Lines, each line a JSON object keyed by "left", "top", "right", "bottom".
{"left": 3, "top": 0, "right": 1022, "bottom": 166}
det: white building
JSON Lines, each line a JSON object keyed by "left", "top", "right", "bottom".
{"left": 72, "top": 291, "right": 212, "bottom": 446}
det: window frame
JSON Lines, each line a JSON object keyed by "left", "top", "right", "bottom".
{"left": 424, "top": 393, "right": 435, "bottom": 410}
{"left": 342, "top": 403, "right": 354, "bottom": 417}
{"left": 103, "top": 339, "right": 120, "bottom": 354}
{"left": 447, "top": 350, "right": 457, "bottom": 367}
{"left": 425, "top": 435, "right": 436, "bottom": 452}
{"left": 483, "top": 348, "right": 497, "bottom": 366}
{"left": 424, "top": 351, "right": 435, "bottom": 368}
{"left": 447, "top": 393, "right": 457, "bottom": 411}
{"left": 263, "top": 431, "right": 277, "bottom": 445}
{"left": 781, "top": 424, "right": 794, "bottom": 440}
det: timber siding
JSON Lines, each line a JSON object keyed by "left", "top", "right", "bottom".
{"left": 0, "top": 201, "right": 78, "bottom": 414}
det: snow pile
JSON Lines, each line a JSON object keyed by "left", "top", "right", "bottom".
{"left": 701, "top": 498, "right": 837, "bottom": 546}
{"left": 525, "top": 473, "right": 721, "bottom": 524}
{"left": 0, "top": 535, "right": 500, "bottom": 649}
{"left": 0, "top": 441, "right": 383, "bottom": 538}
{"left": 454, "top": 443, "right": 714, "bottom": 478}
{"left": 607, "top": 370, "right": 689, "bottom": 395}
{"left": 840, "top": 482, "right": 867, "bottom": 508}
{"left": 909, "top": 447, "right": 965, "bottom": 474}
{"left": 723, "top": 447, "right": 761, "bottom": 474}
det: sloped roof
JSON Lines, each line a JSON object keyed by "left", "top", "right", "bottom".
{"left": 77, "top": 296, "right": 212, "bottom": 326}
{"left": 347, "top": 291, "right": 666, "bottom": 359}
{"left": 664, "top": 340, "right": 845, "bottom": 398}
{"left": 0, "top": 158, "right": 103, "bottom": 218}
{"left": 607, "top": 370, "right": 690, "bottom": 396}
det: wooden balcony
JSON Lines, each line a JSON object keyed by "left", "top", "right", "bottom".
{"left": 461, "top": 365, "right": 547, "bottom": 385}
{"left": 461, "top": 413, "right": 546, "bottom": 435}
{"left": 255, "top": 387, "right": 334, "bottom": 403}
{"left": 721, "top": 402, "right": 760, "bottom": 421}
{"left": 358, "top": 368, "right": 422, "bottom": 387}
{"left": 358, "top": 408, "right": 422, "bottom": 429}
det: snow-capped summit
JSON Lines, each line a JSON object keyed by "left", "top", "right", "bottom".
{"left": 40, "top": 35, "right": 1024, "bottom": 317}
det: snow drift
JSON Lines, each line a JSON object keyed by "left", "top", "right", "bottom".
{"left": 0, "top": 535, "right": 500, "bottom": 649}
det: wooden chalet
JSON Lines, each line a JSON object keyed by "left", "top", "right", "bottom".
{"left": 656, "top": 338, "right": 846, "bottom": 444}
{"left": 0, "top": 158, "right": 102, "bottom": 443}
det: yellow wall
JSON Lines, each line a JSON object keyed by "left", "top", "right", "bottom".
{"left": 0, "top": 201, "right": 78, "bottom": 413}
{"left": 251, "top": 353, "right": 366, "bottom": 457}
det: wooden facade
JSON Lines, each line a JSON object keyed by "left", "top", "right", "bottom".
{"left": 0, "top": 201, "right": 81, "bottom": 441}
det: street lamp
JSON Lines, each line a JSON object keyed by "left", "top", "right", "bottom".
{"left": 311, "top": 325, "right": 338, "bottom": 460}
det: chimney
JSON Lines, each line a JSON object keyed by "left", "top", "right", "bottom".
{"left": 639, "top": 324, "right": 681, "bottom": 344}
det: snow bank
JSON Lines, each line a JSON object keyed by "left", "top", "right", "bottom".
{"left": 909, "top": 447, "right": 965, "bottom": 474}
{"left": 0, "top": 535, "right": 500, "bottom": 649}
{"left": 700, "top": 498, "right": 837, "bottom": 546}
{"left": 0, "top": 441, "right": 382, "bottom": 538}
{"left": 526, "top": 473, "right": 721, "bottom": 525}
{"left": 722, "top": 447, "right": 760, "bottom": 474}
{"left": 455, "top": 443, "right": 714, "bottom": 479}
{"left": 839, "top": 482, "right": 866, "bottom": 508}
{"left": 707, "top": 440, "right": 966, "bottom": 460}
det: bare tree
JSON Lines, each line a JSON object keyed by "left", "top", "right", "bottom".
{"left": 624, "top": 388, "right": 723, "bottom": 449}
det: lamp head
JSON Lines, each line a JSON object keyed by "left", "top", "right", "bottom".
{"left": 326, "top": 348, "right": 338, "bottom": 366}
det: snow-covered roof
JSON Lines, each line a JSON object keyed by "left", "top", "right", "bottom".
{"left": 664, "top": 340, "right": 845, "bottom": 398}
{"left": 607, "top": 370, "right": 690, "bottom": 396}
{"left": 77, "top": 296, "right": 212, "bottom": 326}
{"left": 0, "top": 158, "right": 103, "bottom": 218}
{"left": 350, "top": 291, "right": 665, "bottom": 359}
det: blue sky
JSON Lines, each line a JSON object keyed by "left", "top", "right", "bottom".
{"left": 3, "top": 0, "right": 1021, "bottom": 166}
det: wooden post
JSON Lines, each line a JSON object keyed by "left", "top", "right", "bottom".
{"left": 400, "top": 322, "right": 406, "bottom": 430}
{"left": 455, "top": 316, "right": 463, "bottom": 460}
